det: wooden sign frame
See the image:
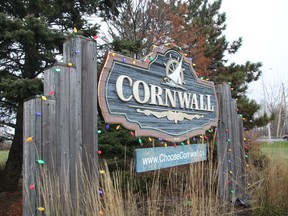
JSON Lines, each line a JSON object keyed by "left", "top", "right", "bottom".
{"left": 98, "top": 46, "right": 218, "bottom": 142}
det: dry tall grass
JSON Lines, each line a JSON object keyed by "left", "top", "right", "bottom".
{"left": 248, "top": 159, "right": 288, "bottom": 215}
{"left": 27, "top": 142, "right": 249, "bottom": 216}
{"left": 243, "top": 132, "right": 288, "bottom": 215}
{"left": 26, "top": 141, "right": 288, "bottom": 215}
{"left": 34, "top": 162, "right": 225, "bottom": 215}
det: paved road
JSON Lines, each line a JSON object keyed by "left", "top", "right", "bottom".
{"left": 257, "top": 138, "right": 285, "bottom": 142}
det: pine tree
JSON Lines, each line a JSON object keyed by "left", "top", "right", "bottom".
{"left": 104, "top": 0, "right": 268, "bottom": 130}
{"left": 0, "top": 0, "right": 124, "bottom": 191}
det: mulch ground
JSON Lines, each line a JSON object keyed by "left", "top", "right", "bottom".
{"left": 0, "top": 191, "right": 22, "bottom": 216}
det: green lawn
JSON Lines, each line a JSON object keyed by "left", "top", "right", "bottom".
{"left": 1, "top": 142, "right": 287, "bottom": 167}
{"left": 261, "top": 141, "right": 288, "bottom": 162}
{"left": 0, "top": 151, "right": 9, "bottom": 167}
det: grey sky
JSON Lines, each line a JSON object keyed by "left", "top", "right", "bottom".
{"left": 96, "top": 0, "right": 288, "bottom": 102}
{"left": 220, "top": 0, "right": 288, "bottom": 102}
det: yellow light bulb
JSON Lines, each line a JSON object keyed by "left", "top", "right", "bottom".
{"left": 37, "top": 207, "right": 45, "bottom": 212}
{"left": 26, "top": 137, "right": 33, "bottom": 142}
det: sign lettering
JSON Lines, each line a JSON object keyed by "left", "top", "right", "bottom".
{"left": 134, "top": 144, "right": 207, "bottom": 173}
{"left": 98, "top": 48, "right": 218, "bottom": 142}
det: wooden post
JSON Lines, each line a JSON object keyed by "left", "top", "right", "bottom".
{"left": 23, "top": 36, "right": 98, "bottom": 215}
{"left": 23, "top": 98, "right": 38, "bottom": 216}
{"left": 216, "top": 85, "right": 230, "bottom": 200}
{"left": 62, "top": 36, "right": 98, "bottom": 190}
{"left": 216, "top": 83, "right": 246, "bottom": 202}
{"left": 231, "top": 100, "right": 245, "bottom": 198}
{"left": 23, "top": 96, "right": 56, "bottom": 215}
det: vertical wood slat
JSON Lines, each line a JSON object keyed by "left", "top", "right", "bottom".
{"left": 230, "top": 100, "right": 238, "bottom": 200}
{"left": 57, "top": 65, "right": 71, "bottom": 182}
{"left": 42, "top": 99, "right": 56, "bottom": 173}
{"left": 64, "top": 38, "right": 83, "bottom": 198}
{"left": 216, "top": 84, "right": 245, "bottom": 202}
{"left": 216, "top": 84, "right": 231, "bottom": 201}
{"left": 80, "top": 37, "right": 98, "bottom": 174}
{"left": 63, "top": 36, "right": 98, "bottom": 178}
{"left": 44, "top": 63, "right": 78, "bottom": 184}
{"left": 23, "top": 99, "right": 37, "bottom": 216}
{"left": 231, "top": 100, "right": 245, "bottom": 198}
{"left": 23, "top": 97, "right": 55, "bottom": 215}
{"left": 238, "top": 115, "right": 246, "bottom": 199}
{"left": 44, "top": 64, "right": 70, "bottom": 176}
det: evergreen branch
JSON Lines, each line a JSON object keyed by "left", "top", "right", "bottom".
{"left": 0, "top": 100, "right": 17, "bottom": 109}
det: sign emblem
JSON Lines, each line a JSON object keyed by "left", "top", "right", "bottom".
{"left": 98, "top": 47, "right": 218, "bottom": 142}
{"left": 162, "top": 56, "right": 185, "bottom": 89}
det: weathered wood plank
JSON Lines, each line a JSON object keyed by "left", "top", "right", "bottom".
{"left": 42, "top": 98, "right": 56, "bottom": 173}
{"left": 231, "top": 100, "right": 241, "bottom": 198}
{"left": 56, "top": 64, "right": 71, "bottom": 184}
{"left": 43, "top": 67, "right": 55, "bottom": 96}
{"left": 238, "top": 115, "right": 246, "bottom": 198}
{"left": 43, "top": 63, "right": 67, "bottom": 98}
{"left": 23, "top": 97, "right": 43, "bottom": 216}
{"left": 80, "top": 37, "right": 98, "bottom": 174}
{"left": 63, "top": 37, "right": 83, "bottom": 199}
{"left": 43, "top": 64, "right": 68, "bottom": 174}
{"left": 216, "top": 84, "right": 246, "bottom": 202}
{"left": 216, "top": 84, "right": 232, "bottom": 201}
{"left": 23, "top": 99, "right": 35, "bottom": 216}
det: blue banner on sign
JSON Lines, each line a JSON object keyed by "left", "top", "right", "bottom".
{"left": 134, "top": 144, "right": 207, "bottom": 173}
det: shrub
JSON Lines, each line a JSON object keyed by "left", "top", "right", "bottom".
{"left": 0, "top": 141, "right": 12, "bottom": 151}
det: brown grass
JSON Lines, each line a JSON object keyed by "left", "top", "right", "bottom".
{"left": 23, "top": 138, "right": 288, "bottom": 215}
{"left": 250, "top": 157, "right": 288, "bottom": 214}
{"left": 23, "top": 143, "right": 236, "bottom": 215}
{"left": 31, "top": 161, "right": 227, "bottom": 215}
{"left": 243, "top": 132, "right": 288, "bottom": 215}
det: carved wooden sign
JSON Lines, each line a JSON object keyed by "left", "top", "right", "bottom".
{"left": 98, "top": 47, "right": 218, "bottom": 142}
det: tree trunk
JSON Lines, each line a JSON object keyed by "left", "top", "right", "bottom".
{"left": 0, "top": 102, "right": 23, "bottom": 192}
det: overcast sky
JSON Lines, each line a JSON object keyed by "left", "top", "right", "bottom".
{"left": 220, "top": 0, "right": 288, "bottom": 102}
{"left": 96, "top": 1, "right": 288, "bottom": 102}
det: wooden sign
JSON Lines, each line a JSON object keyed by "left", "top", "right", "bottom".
{"left": 134, "top": 144, "right": 207, "bottom": 173}
{"left": 98, "top": 47, "right": 218, "bottom": 142}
